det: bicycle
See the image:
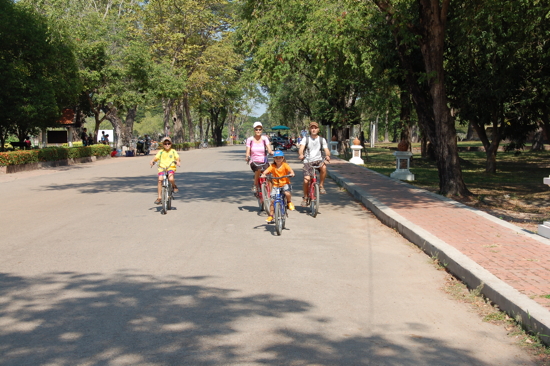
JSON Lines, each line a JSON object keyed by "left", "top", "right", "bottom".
{"left": 152, "top": 160, "right": 177, "bottom": 215}
{"left": 199, "top": 140, "right": 208, "bottom": 149}
{"left": 266, "top": 175, "right": 293, "bottom": 235}
{"left": 305, "top": 158, "right": 327, "bottom": 218}
{"left": 249, "top": 159, "right": 271, "bottom": 212}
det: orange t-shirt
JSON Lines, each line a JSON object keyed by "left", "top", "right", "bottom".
{"left": 264, "top": 162, "right": 292, "bottom": 187}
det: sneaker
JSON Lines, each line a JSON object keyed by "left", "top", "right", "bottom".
{"left": 266, "top": 216, "right": 274, "bottom": 223}
{"left": 288, "top": 202, "right": 295, "bottom": 211}
{"left": 252, "top": 185, "right": 257, "bottom": 193}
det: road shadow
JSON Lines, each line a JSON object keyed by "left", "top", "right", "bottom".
{"left": 0, "top": 271, "right": 501, "bottom": 365}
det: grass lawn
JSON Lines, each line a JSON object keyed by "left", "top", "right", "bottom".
{"left": 357, "top": 142, "right": 550, "bottom": 232}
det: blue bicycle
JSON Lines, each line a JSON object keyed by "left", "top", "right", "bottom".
{"left": 267, "top": 175, "right": 293, "bottom": 236}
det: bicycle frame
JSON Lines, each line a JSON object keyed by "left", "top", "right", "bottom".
{"left": 267, "top": 175, "right": 292, "bottom": 236}
{"left": 154, "top": 160, "right": 177, "bottom": 215}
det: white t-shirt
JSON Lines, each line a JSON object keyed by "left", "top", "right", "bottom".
{"left": 300, "top": 136, "right": 327, "bottom": 163}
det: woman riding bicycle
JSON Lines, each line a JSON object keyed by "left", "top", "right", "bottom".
{"left": 150, "top": 136, "right": 181, "bottom": 204}
{"left": 245, "top": 122, "right": 273, "bottom": 192}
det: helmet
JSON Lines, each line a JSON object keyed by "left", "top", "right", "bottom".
{"left": 273, "top": 150, "right": 284, "bottom": 157}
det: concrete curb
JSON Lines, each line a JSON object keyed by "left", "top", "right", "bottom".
{"left": 1, "top": 155, "right": 111, "bottom": 174}
{"left": 327, "top": 162, "right": 550, "bottom": 345}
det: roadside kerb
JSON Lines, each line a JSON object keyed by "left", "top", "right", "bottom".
{"left": 327, "top": 160, "right": 550, "bottom": 345}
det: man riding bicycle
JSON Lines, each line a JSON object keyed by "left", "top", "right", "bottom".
{"left": 298, "top": 121, "right": 331, "bottom": 206}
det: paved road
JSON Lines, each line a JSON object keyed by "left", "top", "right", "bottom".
{"left": 0, "top": 147, "right": 536, "bottom": 365}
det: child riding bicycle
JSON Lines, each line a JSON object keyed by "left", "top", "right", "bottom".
{"left": 150, "top": 136, "right": 181, "bottom": 204}
{"left": 261, "top": 150, "right": 295, "bottom": 223}
{"left": 298, "top": 121, "right": 331, "bottom": 206}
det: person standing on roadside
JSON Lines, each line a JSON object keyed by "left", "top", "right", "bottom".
{"left": 298, "top": 121, "right": 331, "bottom": 206}
{"left": 81, "top": 128, "right": 88, "bottom": 146}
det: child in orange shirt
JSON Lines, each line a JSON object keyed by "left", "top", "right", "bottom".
{"left": 261, "top": 150, "right": 295, "bottom": 223}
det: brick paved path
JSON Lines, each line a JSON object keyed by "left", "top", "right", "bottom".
{"left": 327, "top": 158, "right": 550, "bottom": 309}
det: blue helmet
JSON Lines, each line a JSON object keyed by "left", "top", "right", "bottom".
{"left": 273, "top": 150, "right": 284, "bottom": 157}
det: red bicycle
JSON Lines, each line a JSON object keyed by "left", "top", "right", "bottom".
{"left": 250, "top": 160, "right": 271, "bottom": 212}
{"left": 306, "top": 158, "right": 327, "bottom": 218}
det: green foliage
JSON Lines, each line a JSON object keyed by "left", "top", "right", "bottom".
{"left": 0, "top": 0, "right": 81, "bottom": 142}
{"left": 0, "top": 145, "right": 111, "bottom": 166}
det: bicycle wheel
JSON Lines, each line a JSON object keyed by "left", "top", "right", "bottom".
{"left": 261, "top": 182, "right": 270, "bottom": 213}
{"left": 255, "top": 187, "right": 263, "bottom": 211}
{"left": 274, "top": 201, "right": 283, "bottom": 236}
{"left": 310, "top": 183, "right": 319, "bottom": 218}
{"left": 167, "top": 185, "right": 172, "bottom": 210}
{"left": 161, "top": 185, "right": 168, "bottom": 215}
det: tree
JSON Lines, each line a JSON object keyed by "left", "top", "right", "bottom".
{"left": 0, "top": 0, "right": 81, "bottom": 148}
{"left": 372, "top": 0, "right": 469, "bottom": 196}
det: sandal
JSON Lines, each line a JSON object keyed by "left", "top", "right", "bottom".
{"left": 154, "top": 198, "right": 162, "bottom": 204}
{"left": 301, "top": 198, "right": 308, "bottom": 207}
{"left": 173, "top": 185, "right": 179, "bottom": 193}
{"left": 320, "top": 187, "right": 327, "bottom": 194}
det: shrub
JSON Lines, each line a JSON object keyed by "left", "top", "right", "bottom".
{"left": 0, "top": 145, "right": 111, "bottom": 166}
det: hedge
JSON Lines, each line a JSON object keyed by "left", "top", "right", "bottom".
{"left": 0, "top": 145, "right": 111, "bottom": 166}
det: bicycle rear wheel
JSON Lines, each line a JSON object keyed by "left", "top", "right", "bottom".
{"left": 310, "top": 183, "right": 319, "bottom": 218}
{"left": 274, "top": 201, "right": 283, "bottom": 235}
{"left": 255, "top": 187, "right": 263, "bottom": 211}
{"left": 261, "top": 182, "right": 270, "bottom": 213}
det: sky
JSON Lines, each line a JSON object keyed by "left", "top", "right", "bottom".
{"left": 251, "top": 102, "right": 267, "bottom": 117}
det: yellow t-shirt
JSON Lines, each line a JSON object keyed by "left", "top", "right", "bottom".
{"left": 264, "top": 162, "right": 292, "bottom": 187}
{"left": 155, "top": 149, "right": 179, "bottom": 172}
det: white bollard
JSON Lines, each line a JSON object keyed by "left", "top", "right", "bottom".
{"left": 538, "top": 176, "right": 550, "bottom": 239}
{"left": 329, "top": 141, "right": 338, "bottom": 155}
{"left": 390, "top": 151, "right": 415, "bottom": 181}
{"left": 349, "top": 144, "right": 364, "bottom": 165}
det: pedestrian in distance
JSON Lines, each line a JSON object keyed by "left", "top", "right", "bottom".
{"left": 81, "top": 128, "right": 88, "bottom": 146}
{"left": 261, "top": 150, "right": 295, "bottom": 223}
{"left": 150, "top": 136, "right": 181, "bottom": 205}
{"left": 298, "top": 121, "right": 331, "bottom": 206}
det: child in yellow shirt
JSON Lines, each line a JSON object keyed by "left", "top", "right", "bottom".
{"left": 150, "top": 136, "right": 181, "bottom": 204}
{"left": 261, "top": 150, "right": 295, "bottom": 223}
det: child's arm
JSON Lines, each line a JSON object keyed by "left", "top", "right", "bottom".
{"left": 287, "top": 164, "right": 295, "bottom": 177}
{"left": 261, "top": 166, "right": 272, "bottom": 178}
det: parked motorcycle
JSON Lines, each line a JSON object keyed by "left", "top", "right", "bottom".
{"left": 136, "top": 138, "right": 150, "bottom": 155}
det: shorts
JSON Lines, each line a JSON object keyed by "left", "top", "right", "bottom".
{"left": 270, "top": 184, "right": 292, "bottom": 198}
{"left": 158, "top": 170, "right": 175, "bottom": 176}
{"left": 303, "top": 160, "right": 324, "bottom": 177}
{"left": 250, "top": 161, "right": 268, "bottom": 172}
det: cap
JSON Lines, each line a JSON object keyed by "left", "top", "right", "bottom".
{"left": 309, "top": 121, "right": 319, "bottom": 128}
{"left": 253, "top": 122, "right": 263, "bottom": 129}
{"left": 161, "top": 136, "right": 172, "bottom": 143}
{"left": 273, "top": 150, "right": 284, "bottom": 157}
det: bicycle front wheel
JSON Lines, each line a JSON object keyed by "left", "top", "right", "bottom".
{"left": 167, "top": 185, "right": 172, "bottom": 210}
{"left": 261, "top": 182, "right": 270, "bottom": 213}
{"left": 274, "top": 201, "right": 283, "bottom": 235}
{"left": 310, "top": 183, "right": 319, "bottom": 218}
{"left": 161, "top": 186, "right": 168, "bottom": 215}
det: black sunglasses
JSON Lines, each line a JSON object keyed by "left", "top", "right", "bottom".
{"left": 163, "top": 142, "right": 171, "bottom": 145}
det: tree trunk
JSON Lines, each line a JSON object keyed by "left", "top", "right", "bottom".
{"left": 173, "top": 100, "right": 184, "bottom": 144}
{"left": 104, "top": 105, "right": 123, "bottom": 150}
{"left": 383, "top": 109, "right": 390, "bottom": 142}
{"left": 531, "top": 122, "right": 545, "bottom": 151}
{"left": 417, "top": 0, "right": 470, "bottom": 196}
{"left": 466, "top": 122, "right": 476, "bottom": 140}
{"left": 162, "top": 98, "right": 174, "bottom": 137}
{"left": 121, "top": 106, "right": 137, "bottom": 147}
{"left": 400, "top": 88, "right": 412, "bottom": 150}
{"left": 183, "top": 93, "right": 194, "bottom": 143}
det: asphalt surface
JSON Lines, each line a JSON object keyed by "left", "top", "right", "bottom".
{"left": 0, "top": 146, "right": 537, "bottom": 365}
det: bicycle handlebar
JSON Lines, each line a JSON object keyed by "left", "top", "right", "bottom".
{"left": 266, "top": 174, "right": 294, "bottom": 180}
{"left": 151, "top": 160, "right": 178, "bottom": 170}
{"left": 310, "top": 157, "right": 329, "bottom": 168}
